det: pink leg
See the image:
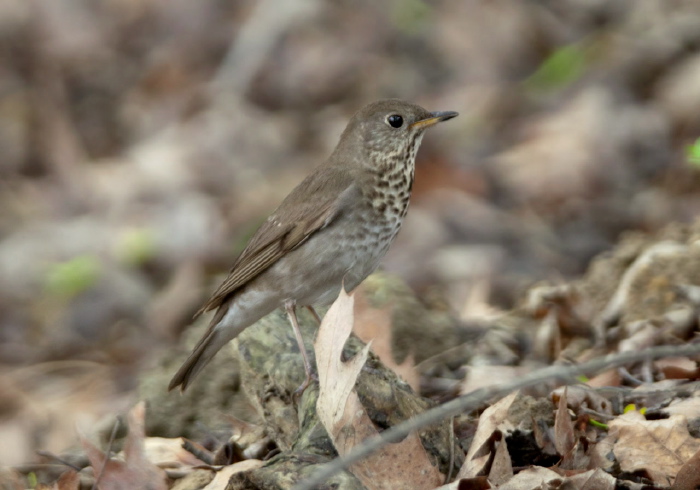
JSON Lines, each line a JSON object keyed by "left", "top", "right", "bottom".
{"left": 285, "top": 300, "right": 315, "bottom": 393}
{"left": 305, "top": 305, "right": 322, "bottom": 325}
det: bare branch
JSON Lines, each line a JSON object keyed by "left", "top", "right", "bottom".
{"left": 294, "top": 342, "right": 700, "bottom": 490}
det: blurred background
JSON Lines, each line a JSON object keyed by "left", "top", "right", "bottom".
{"left": 2, "top": 0, "right": 700, "bottom": 467}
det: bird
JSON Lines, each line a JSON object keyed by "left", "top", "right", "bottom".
{"left": 169, "top": 99, "right": 458, "bottom": 392}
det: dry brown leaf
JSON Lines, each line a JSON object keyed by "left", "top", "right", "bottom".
{"left": 671, "top": 447, "right": 700, "bottom": 490}
{"left": 315, "top": 288, "right": 371, "bottom": 431}
{"left": 598, "top": 241, "right": 690, "bottom": 328}
{"left": 144, "top": 437, "right": 206, "bottom": 467}
{"left": 553, "top": 388, "right": 575, "bottom": 462}
{"left": 565, "top": 468, "right": 615, "bottom": 490}
{"left": 664, "top": 394, "right": 700, "bottom": 419}
{"left": 52, "top": 470, "right": 79, "bottom": 490}
{"left": 552, "top": 385, "right": 613, "bottom": 415}
{"left": 0, "top": 468, "right": 23, "bottom": 490}
{"left": 532, "top": 310, "right": 561, "bottom": 363}
{"left": 203, "top": 460, "right": 264, "bottom": 490}
{"left": 170, "top": 469, "right": 215, "bottom": 490}
{"left": 80, "top": 402, "right": 167, "bottom": 490}
{"left": 435, "top": 476, "right": 491, "bottom": 490}
{"left": 0, "top": 361, "right": 126, "bottom": 466}
{"left": 488, "top": 437, "right": 513, "bottom": 486}
{"left": 618, "top": 321, "right": 658, "bottom": 353}
{"left": 602, "top": 411, "right": 700, "bottom": 485}
{"left": 655, "top": 357, "right": 700, "bottom": 380}
{"left": 314, "top": 289, "right": 443, "bottom": 489}
{"left": 584, "top": 369, "right": 621, "bottom": 388}
{"left": 457, "top": 392, "right": 517, "bottom": 479}
{"left": 353, "top": 289, "right": 419, "bottom": 391}
{"left": 497, "top": 465, "right": 562, "bottom": 490}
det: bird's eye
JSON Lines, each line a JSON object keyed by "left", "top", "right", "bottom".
{"left": 386, "top": 114, "right": 404, "bottom": 128}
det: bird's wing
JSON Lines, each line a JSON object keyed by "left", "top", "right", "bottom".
{"left": 195, "top": 167, "right": 358, "bottom": 316}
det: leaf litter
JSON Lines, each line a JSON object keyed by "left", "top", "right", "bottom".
{"left": 5, "top": 2, "right": 700, "bottom": 488}
{"left": 314, "top": 288, "right": 443, "bottom": 489}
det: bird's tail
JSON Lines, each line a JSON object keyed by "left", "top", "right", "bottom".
{"left": 168, "top": 308, "right": 230, "bottom": 392}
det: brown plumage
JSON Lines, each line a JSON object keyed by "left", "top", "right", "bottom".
{"left": 169, "top": 99, "right": 458, "bottom": 392}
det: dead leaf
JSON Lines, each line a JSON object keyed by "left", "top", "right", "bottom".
{"left": 618, "top": 321, "right": 658, "bottom": 353}
{"left": 553, "top": 388, "right": 575, "bottom": 462}
{"left": 602, "top": 411, "right": 700, "bottom": 485}
{"left": 0, "top": 360, "right": 126, "bottom": 466}
{"left": 144, "top": 436, "right": 206, "bottom": 467}
{"left": 584, "top": 369, "right": 621, "bottom": 388}
{"left": 203, "top": 460, "right": 264, "bottom": 490}
{"left": 663, "top": 394, "right": 700, "bottom": 419}
{"left": 52, "top": 470, "right": 79, "bottom": 490}
{"left": 80, "top": 402, "right": 167, "bottom": 490}
{"left": 457, "top": 392, "right": 517, "bottom": 478}
{"left": 552, "top": 385, "right": 613, "bottom": 415}
{"left": 671, "top": 447, "right": 700, "bottom": 490}
{"left": 0, "top": 468, "right": 24, "bottom": 490}
{"left": 565, "top": 468, "right": 615, "bottom": 490}
{"left": 488, "top": 437, "right": 513, "bottom": 486}
{"left": 170, "top": 469, "right": 215, "bottom": 490}
{"left": 532, "top": 310, "right": 561, "bottom": 362}
{"left": 655, "top": 357, "right": 700, "bottom": 380}
{"left": 434, "top": 476, "right": 491, "bottom": 489}
{"left": 314, "top": 289, "right": 443, "bottom": 489}
{"left": 353, "top": 289, "right": 419, "bottom": 391}
{"left": 497, "top": 465, "right": 562, "bottom": 490}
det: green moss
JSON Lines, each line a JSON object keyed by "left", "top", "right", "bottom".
{"left": 525, "top": 43, "right": 588, "bottom": 93}
{"left": 391, "top": 0, "right": 432, "bottom": 34}
{"left": 116, "top": 228, "right": 157, "bottom": 266}
{"left": 45, "top": 255, "right": 101, "bottom": 298}
{"left": 686, "top": 137, "right": 700, "bottom": 167}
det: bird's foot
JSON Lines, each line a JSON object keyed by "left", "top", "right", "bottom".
{"left": 293, "top": 369, "right": 318, "bottom": 397}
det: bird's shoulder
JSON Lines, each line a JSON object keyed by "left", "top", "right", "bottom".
{"left": 196, "top": 164, "right": 358, "bottom": 315}
{"left": 248, "top": 164, "right": 357, "bottom": 247}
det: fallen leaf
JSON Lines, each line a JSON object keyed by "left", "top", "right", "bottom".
{"left": 552, "top": 385, "right": 613, "bottom": 415}
{"left": 532, "top": 310, "right": 561, "bottom": 363}
{"left": 53, "top": 470, "right": 79, "bottom": 490}
{"left": 602, "top": 411, "right": 700, "bottom": 485}
{"left": 314, "top": 289, "right": 443, "bottom": 489}
{"left": 80, "top": 402, "right": 167, "bottom": 490}
{"left": 671, "top": 447, "right": 700, "bottom": 490}
{"left": 497, "top": 465, "right": 561, "bottom": 490}
{"left": 488, "top": 437, "right": 513, "bottom": 486}
{"left": 553, "top": 388, "right": 575, "bottom": 464}
{"left": 170, "top": 469, "right": 214, "bottom": 490}
{"left": 353, "top": 289, "right": 419, "bottom": 391}
{"left": 584, "top": 369, "right": 621, "bottom": 388}
{"left": 433, "top": 476, "right": 491, "bottom": 489}
{"left": 663, "top": 394, "right": 700, "bottom": 419}
{"left": 565, "top": 468, "right": 615, "bottom": 490}
{"left": 144, "top": 437, "right": 206, "bottom": 467}
{"left": 457, "top": 392, "right": 517, "bottom": 478}
{"left": 655, "top": 357, "right": 700, "bottom": 380}
{"left": 203, "top": 460, "right": 264, "bottom": 490}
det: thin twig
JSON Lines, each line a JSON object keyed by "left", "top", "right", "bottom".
{"left": 618, "top": 366, "right": 644, "bottom": 385}
{"left": 293, "top": 342, "right": 700, "bottom": 490}
{"left": 444, "top": 415, "right": 455, "bottom": 484}
{"left": 35, "top": 450, "right": 82, "bottom": 471}
{"left": 91, "top": 419, "right": 120, "bottom": 490}
{"left": 579, "top": 407, "right": 616, "bottom": 421}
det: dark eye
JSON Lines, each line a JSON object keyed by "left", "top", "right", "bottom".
{"left": 386, "top": 114, "right": 403, "bottom": 128}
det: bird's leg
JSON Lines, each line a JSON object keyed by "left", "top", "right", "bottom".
{"left": 305, "top": 305, "right": 322, "bottom": 325}
{"left": 285, "top": 300, "right": 315, "bottom": 394}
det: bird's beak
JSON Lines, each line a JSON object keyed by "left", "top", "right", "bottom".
{"left": 410, "top": 110, "right": 459, "bottom": 130}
